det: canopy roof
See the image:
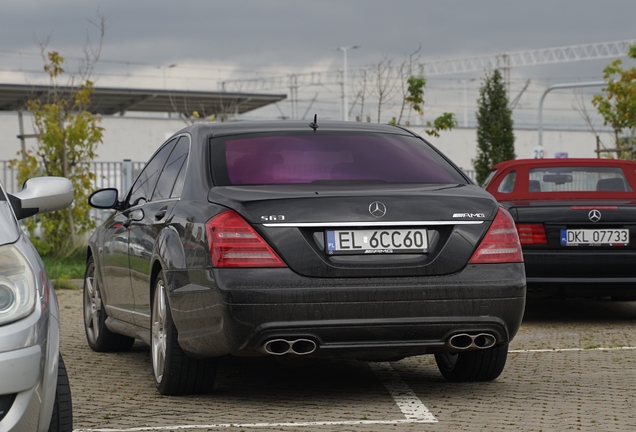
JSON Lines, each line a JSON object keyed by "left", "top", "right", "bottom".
{"left": 0, "top": 83, "right": 286, "bottom": 116}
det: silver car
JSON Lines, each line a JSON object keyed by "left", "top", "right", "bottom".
{"left": 0, "top": 177, "right": 74, "bottom": 431}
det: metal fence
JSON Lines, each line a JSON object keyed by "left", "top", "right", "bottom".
{"left": 0, "top": 160, "right": 20, "bottom": 195}
{"left": 463, "top": 169, "right": 477, "bottom": 182}
{"left": 2, "top": 160, "right": 146, "bottom": 225}
{"left": 1, "top": 160, "right": 146, "bottom": 195}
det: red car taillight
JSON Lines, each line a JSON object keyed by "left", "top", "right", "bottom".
{"left": 516, "top": 223, "right": 547, "bottom": 245}
{"left": 469, "top": 208, "right": 523, "bottom": 264}
{"left": 205, "top": 210, "right": 287, "bottom": 268}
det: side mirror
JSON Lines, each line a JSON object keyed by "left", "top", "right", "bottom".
{"left": 89, "top": 188, "right": 120, "bottom": 209}
{"left": 9, "top": 177, "right": 74, "bottom": 220}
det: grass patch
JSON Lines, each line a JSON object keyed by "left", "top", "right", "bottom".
{"left": 41, "top": 248, "right": 86, "bottom": 288}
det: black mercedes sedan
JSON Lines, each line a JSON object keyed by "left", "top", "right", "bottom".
{"left": 85, "top": 120, "right": 526, "bottom": 395}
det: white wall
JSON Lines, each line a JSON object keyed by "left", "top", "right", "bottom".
{"left": 0, "top": 111, "right": 613, "bottom": 170}
{"left": 407, "top": 126, "right": 613, "bottom": 172}
{"left": 0, "top": 111, "right": 184, "bottom": 162}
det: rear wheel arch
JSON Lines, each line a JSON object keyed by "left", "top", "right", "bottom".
{"left": 150, "top": 268, "right": 217, "bottom": 395}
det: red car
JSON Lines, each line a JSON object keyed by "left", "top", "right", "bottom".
{"left": 483, "top": 158, "right": 636, "bottom": 299}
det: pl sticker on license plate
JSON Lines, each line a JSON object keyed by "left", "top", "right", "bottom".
{"left": 326, "top": 229, "right": 428, "bottom": 254}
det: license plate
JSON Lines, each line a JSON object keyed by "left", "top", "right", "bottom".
{"left": 560, "top": 229, "right": 629, "bottom": 246}
{"left": 326, "top": 229, "right": 428, "bottom": 254}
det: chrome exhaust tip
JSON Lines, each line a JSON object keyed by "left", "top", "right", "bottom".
{"left": 448, "top": 333, "right": 474, "bottom": 350}
{"left": 448, "top": 333, "right": 497, "bottom": 350}
{"left": 263, "top": 339, "right": 292, "bottom": 355}
{"left": 473, "top": 333, "right": 496, "bottom": 349}
{"left": 261, "top": 338, "right": 318, "bottom": 356}
{"left": 290, "top": 339, "right": 317, "bottom": 355}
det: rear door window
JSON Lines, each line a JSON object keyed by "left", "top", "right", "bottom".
{"left": 152, "top": 136, "right": 190, "bottom": 201}
{"left": 210, "top": 132, "right": 467, "bottom": 186}
{"left": 128, "top": 138, "right": 177, "bottom": 207}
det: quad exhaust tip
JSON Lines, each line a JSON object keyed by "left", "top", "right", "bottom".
{"left": 448, "top": 333, "right": 497, "bottom": 350}
{"left": 262, "top": 338, "right": 317, "bottom": 356}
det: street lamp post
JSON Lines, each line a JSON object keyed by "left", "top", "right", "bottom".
{"left": 337, "top": 45, "right": 359, "bottom": 121}
{"left": 159, "top": 63, "right": 177, "bottom": 90}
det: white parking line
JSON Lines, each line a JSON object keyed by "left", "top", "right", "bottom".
{"left": 511, "top": 346, "right": 636, "bottom": 353}
{"left": 369, "top": 362, "right": 437, "bottom": 422}
{"left": 73, "top": 419, "right": 435, "bottom": 432}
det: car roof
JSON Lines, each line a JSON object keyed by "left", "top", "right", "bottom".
{"left": 174, "top": 120, "right": 416, "bottom": 139}
{"left": 492, "top": 158, "right": 636, "bottom": 170}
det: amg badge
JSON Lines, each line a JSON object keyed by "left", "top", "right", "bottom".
{"left": 453, "top": 213, "right": 485, "bottom": 218}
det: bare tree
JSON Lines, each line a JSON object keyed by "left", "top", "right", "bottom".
{"left": 350, "top": 68, "right": 370, "bottom": 122}
{"left": 369, "top": 56, "right": 398, "bottom": 123}
{"left": 172, "top": 91, "right": 243, "bottom": 126}
{"left": 573, "top": 89, "right": 608, "bottom": 156}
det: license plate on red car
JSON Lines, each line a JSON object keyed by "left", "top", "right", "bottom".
{"left": 560, "top": 229, "right": 629, "bottom": 246}
{"left": 326, "top": 229, "right": 428, "bottom": 254}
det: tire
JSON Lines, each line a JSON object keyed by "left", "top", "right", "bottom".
{"left": 47, "top": 354, "right": 72, "bottom": 432}
{"left": 83, "top": 256, "right": 135, "bottom": 352}
{"left": 151, "top": 271, "right": 218, "bottom": 395}
{"left": 435, "top": 344, "right": 508, "bottom": 382}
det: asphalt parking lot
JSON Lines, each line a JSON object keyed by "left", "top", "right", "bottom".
{"left": 56, "top": 287, "right": 636, "bottom": 432}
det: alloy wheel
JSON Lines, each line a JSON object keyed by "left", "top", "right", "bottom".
{"left": 151, "top": 280, "right": 168, "bottom": 383}
{"left": 83, "top": 264, "right": 102, "bottom": 344}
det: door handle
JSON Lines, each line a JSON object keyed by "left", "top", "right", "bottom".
{"left": 123, "top": 209, "right": 144, "bottom": 227}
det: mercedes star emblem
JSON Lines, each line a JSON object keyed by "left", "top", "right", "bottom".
{"left": 588, "top": 209, "right": 601, "bottom": 223}
{"left": 369, "top": 201, "right": 387, "bottom": 218}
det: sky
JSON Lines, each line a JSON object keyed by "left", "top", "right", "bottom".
{"left": 0, "top": 0, "right": 635, "bottom": 128}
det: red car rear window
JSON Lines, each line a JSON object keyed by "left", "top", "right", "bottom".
{"left": 528, "top": 166, "right": 632, "bottom": 192}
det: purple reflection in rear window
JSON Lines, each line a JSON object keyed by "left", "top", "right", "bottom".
{"left": 217, "top": 133, "right": 463, "bottom": 185}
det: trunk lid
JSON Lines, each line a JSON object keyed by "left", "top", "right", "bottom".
{"left": 512, "top": 200, "right": 636, "bottom": 249}
{"left": 208, "top": 183, "right": 497, "bottom": 278}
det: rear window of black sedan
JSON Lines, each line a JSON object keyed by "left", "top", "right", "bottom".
{"left": 210, "top": 132, "right": 467, "bottom": 186}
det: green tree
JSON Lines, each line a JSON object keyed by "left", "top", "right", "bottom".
{"left": 473, "top": 69, "right": 516, "bottom": 185}
{"left": 591, "top": 45, "right": 636, "bottom": 160}
{"left": 11, "top": 48, "right": 104, "bottom": 255}
{"left": 405, "top": 76, "right": 426, "bottom": 116}
{"left": 390, "top": 75, "right": 457, "bottom": 136}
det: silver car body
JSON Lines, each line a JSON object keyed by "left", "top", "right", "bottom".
{"left": 0, "top": 178, "right": 72, "bottom": 431}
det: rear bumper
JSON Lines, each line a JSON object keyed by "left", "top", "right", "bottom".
{"left": 527, "top": 277, "right": 636, "bottom": 298}
{"left": 166, "top": 263, "right": 526, "bottom": 359}
{"left": 524, "top": 250, "right": 636, "bottom": 297}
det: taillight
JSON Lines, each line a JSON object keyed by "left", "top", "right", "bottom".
{"left": 516, "top": 223, "right": 547, "bottom": 245}
{"left": 469, "top": 208, "right": 523, "bottom": 264}
{"left": 205, "top": 210, "right": 287, "bottom": 268}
